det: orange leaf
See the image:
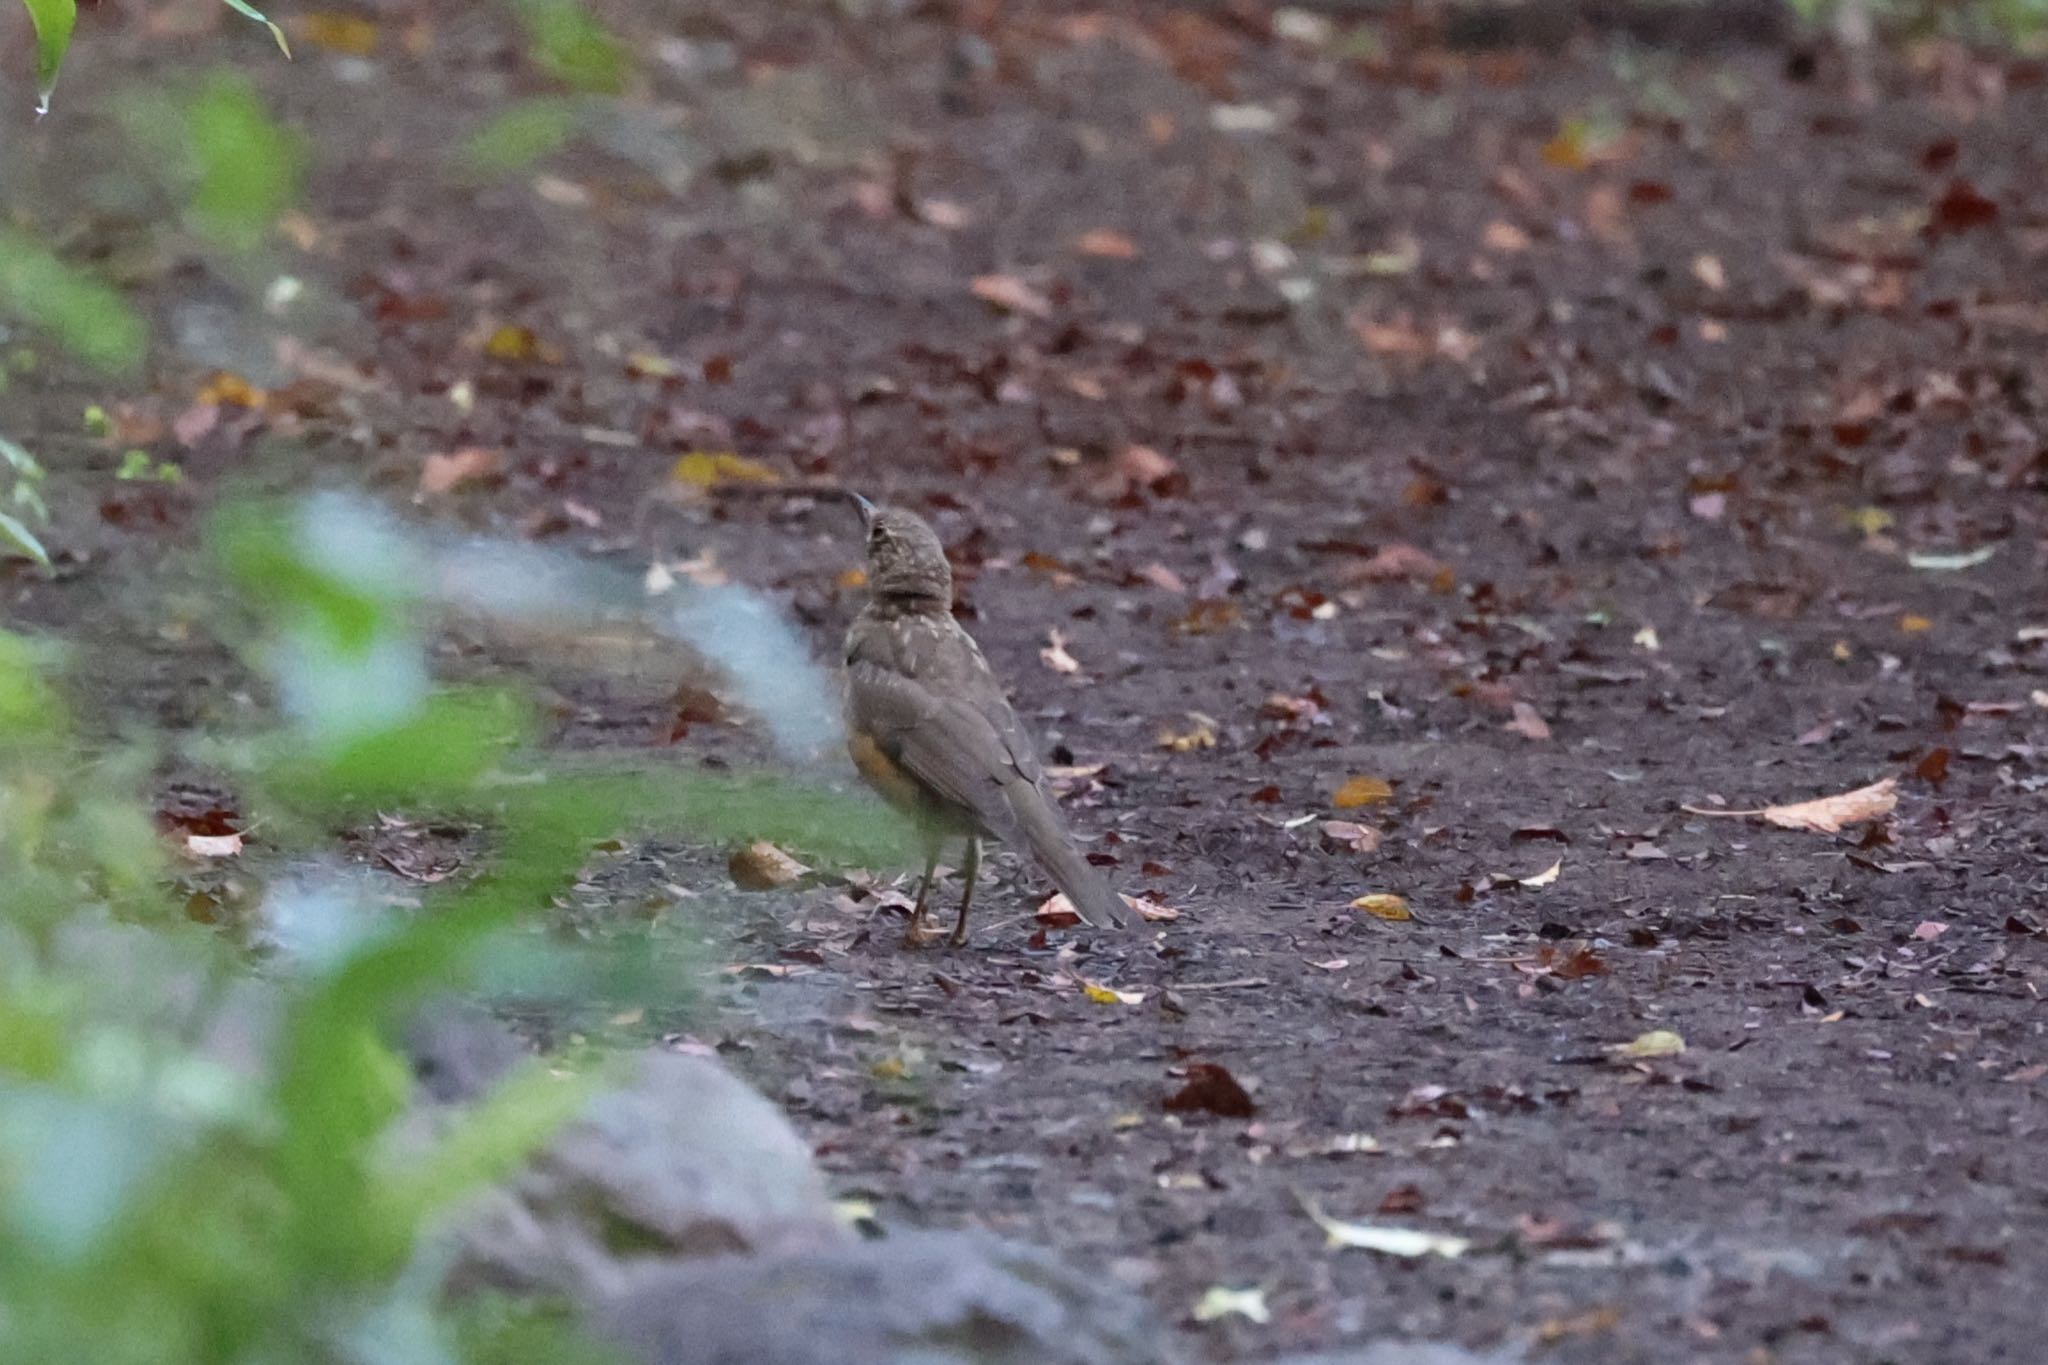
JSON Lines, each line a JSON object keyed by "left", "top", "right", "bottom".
{"left": 1332, "top": 775, "right": 1393, "bottom": 809}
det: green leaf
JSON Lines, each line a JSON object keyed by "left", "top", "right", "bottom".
{"left": 21, "top": 0, "right": 77, "bottom": 115}
{"left": 0, "top": 230, "right": 147, "bottom": 372}
{"left": 0, "top": 435, "right": 43, "bottom": 480}
{"left": 0, "top": 510, "right": 51, "bottom": 570}
{"left": 218, "top": 0, "right": 292, "bottom": 58}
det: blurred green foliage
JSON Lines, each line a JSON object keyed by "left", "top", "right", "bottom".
{"left": 1788, "top": 0, "right": 2048, "bottom": 44}
{"left": 506, "top": 0, "right": 631, "bottom": 94}
{"left": 460, "top": 97, "right": 587, "bottom": 180}
{"left": 0, "top": 230, "right": 147, "bottom": 372}
{"left": 185, "top": 72, "right": 305, "bottom": 249}
{"left": 0, "top": 492, "right": 904, "bottom": 1363}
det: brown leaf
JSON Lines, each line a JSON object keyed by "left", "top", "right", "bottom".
{"left": 418, "top": 446, "right": 502, "bottom": 496}
{"left": 1932, "top": 178, "right": 1999, "bottom": 233}
{"left": 1683, "top": 777, "right": 1899, "bottom": 834}
{"left": 728, "top": 841, "right": 808, "bottom": 891}
{"left": 1164, "top": 1062, "right": 1256, "bottom": 1118}
{"left": 1320, "top": 820, "right": 1380, "bottom": 854}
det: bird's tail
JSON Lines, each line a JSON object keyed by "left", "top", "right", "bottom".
{"left": 1002, "top": 779, "right": 1139, "bottom": 930}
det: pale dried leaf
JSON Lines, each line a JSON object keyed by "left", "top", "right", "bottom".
{"left": 1683, "top": 777, "right": 1897, "bottom": 834}
{"left": 970, "top": 273, "right": 1053, "bottom": 318}
{"left": 1040, "top": 629, "right": 1083, "bottom": 676}
{"left": 1302, "top": 1200, "right": 1470, "bottom": 1258}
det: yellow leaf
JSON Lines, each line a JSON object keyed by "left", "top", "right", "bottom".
{"left": 300, "top": 11, "right": 379, "bottom": 56}
{"left": 1159, "top": 713, "right": 1218, "bottom": 752}
{"left": 195, "top": 371, "right": 264, "bottom": 408}
{"left": 671, "top": 450, "right": 781, "bottom": 490}
{"left": 1900, "top": 613, "right": 1933, "bottom": 634}
{"left": 1351, "top": 893, "right": 1410, "bottom": 922}
{"left": 1332, "top": 775, "right": 1393, "bottom": 809}
{"left": 1846, "top": 505, "right": 1893, "bottom": 536}
{"left": 1610, "top": 1029, "right": 1685, "bottom": 1060}
{"left": 870, "top": 1056, "right": 908, "bottom": 1081}
{"left": 837, "top": 566, "right": 868, "bottom": 590}
{"left": 1082, "top": 980, "right": 1144, "bottom": 1005}
{"left": 483, "top": 324, "right": 543, "bottom": 362}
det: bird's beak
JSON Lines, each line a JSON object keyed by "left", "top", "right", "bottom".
{"left": 850, "top": 492, "right": 877, "bottom": 531}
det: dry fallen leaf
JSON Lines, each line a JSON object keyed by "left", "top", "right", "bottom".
{"left": 1320, "top": 820, "right": 1381, "bottom": 854}
{"left": 1115, "top": 442, "right": 1179, "bottom": 489}
{"left": 1332, "top": 775, "right": 1394, "bottom": 809}
{"left": 672, "top": 450, "right": 781, "bottom": 491}
{"left": 1082, "top": 979, "right": 1145, "bottom": 1006}
{"left": 1506, "top": 702, "right": 1552, "bottom": 741}
{"left": 728, "top": 840, "right": 807, "bottom": 891}
{"left": 185, "top": 832, "right": 244, "bottom": 858}
{"left": 1683, "top": 777, "right": 1898, "bottom": 834}
{"left": 417, "top": 446, "right": 502, "bottom": 496}
{"left": 1609, "top": 1029, "right": 1685, "bottom": 1060}
{"left": 1352, "top": 893, "right": 1411, "bottom": 922}
{"left": 1040, "top": 629, "right": 1083, "bottom": 676}
{"left": 1518, "top": 858, "right": 1563, "bottom": 888}
{"left": 1158, "top": 713, "right": 1218, "bottom": 752}
{"left": 970, "top": 273, "right": 1053, "bottom": 318}
{"left": 1483, "top": 219, "right": 1532, "bottom": 253}
{"left": 1041, "top": 891, "right": 1178, "bottom": 925}
{"left": 1192, "top": 1286, "right": 1270, "bottom": 1325}
{"left": 1164, "top": 1062, "right": 1257, "bottom": 1117}
{"left": 1075, "top": 227, "right": 1140, "bottom": 259}
{"left": 1301, "top": 1199, "right": 1471, "bottom": 1258}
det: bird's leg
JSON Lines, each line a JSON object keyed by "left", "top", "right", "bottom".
{"left": 949, "top": 836, "right": 981, "bottom": 947}
{"left": 903, "top": 841, "right": 942, "bottom": 947}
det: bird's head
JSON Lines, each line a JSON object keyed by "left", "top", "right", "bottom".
{"left": 852, "top": 495, "right": 953, "bottom": 605}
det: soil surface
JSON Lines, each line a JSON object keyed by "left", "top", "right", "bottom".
{"left": 7, "top": 4, "right": 2048, "bottom": 1362}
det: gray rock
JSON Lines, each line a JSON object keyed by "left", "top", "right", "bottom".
{"left": 593, "top": 1229, "right": 1177, "bottom": 1365}
{"left": 403, "top": 999, "right": 527, "bottom": 1103}
{"left": 443, "top": 1050, "right": 844, "bottom": 1300}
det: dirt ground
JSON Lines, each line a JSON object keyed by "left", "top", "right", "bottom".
{"left": 7, "top": 3, "right": 2048, "bottom": 1362}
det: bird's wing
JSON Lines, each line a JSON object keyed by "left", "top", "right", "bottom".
{"left": 847, "top": 659, "right": 1029, "bottom": 838}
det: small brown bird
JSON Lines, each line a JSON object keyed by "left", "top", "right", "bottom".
{"left": 843, "top": 496, "right": 1137, "bottom": 945}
